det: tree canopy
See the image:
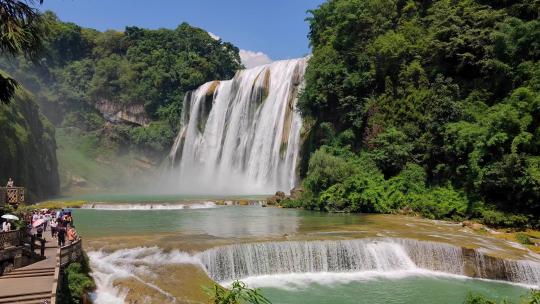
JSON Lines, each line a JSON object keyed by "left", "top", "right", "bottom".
{"left": 294, "top": 0, "right": 540, "bottom": 227}
{"left": 0, "top": 0, "right": 45, "bottom": 104}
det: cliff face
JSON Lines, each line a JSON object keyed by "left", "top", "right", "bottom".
{"left": 95, "top": 99, "right": 150, "bottom": 126}
{"left": 0, "top": 89, "right": 60, "bottom": 201}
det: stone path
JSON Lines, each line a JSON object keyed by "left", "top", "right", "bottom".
{"left": 0, "top": 231, "right": 58, "bottom": 303}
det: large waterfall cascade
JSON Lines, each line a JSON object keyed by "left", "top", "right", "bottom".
{"left": 167, "top": 58, "right": 307, "bottom": 195}
{"left": 197, "top": 238, "right": 540, "bottom": 286}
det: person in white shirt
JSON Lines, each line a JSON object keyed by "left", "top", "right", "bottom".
{"left": 50, "top": 218, "right": 58, "bottom": 238}
{"left": 6, "top": 177, "right": 14, "bottom": 187}
{"left": 2, "top": 221, "right": 11, "bottom": 232}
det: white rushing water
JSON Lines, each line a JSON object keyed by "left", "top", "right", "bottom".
{"left": 82, "top": 201, "right": 216, "bottom": 210}
{"left": 197, "top": 238, "right": 540, "bottom": 286}
{"left": 165, "top": 58, "right": 307, "bottom": 195}
{"left": 89, "top": 238, "right": 540, "bottom": 303}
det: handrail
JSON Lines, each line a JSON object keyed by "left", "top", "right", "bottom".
{"left": 0, "top": 229, "right": 24, "bottom": 249}
{"left": 50, "top": 248, "right": 61, "bottom": 304}
{"left": 59, "top": 238, "right": 82, "bottom": 267}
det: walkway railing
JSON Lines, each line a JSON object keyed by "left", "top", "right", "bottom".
{"left": 0, "top": 230, "right": 24, "bottom": 250}
{"left": 0, "top": 187, "right": 25, "bottom": 206}
{"left": 51, "top": 238, "right": 83, "bottom": 304}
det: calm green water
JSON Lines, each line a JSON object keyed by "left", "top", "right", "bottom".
{"left": 73, "top": 206, "right": 365, "bottom": 238}
{"left": 259, "top": 275, "right": 529, "bottom": 304}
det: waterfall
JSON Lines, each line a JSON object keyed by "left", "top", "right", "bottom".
{"left": 197, "top": 238, "right": 540, "bottom": 286}
{"left": 167, "top": 58, "right": 307, "bottom": 195}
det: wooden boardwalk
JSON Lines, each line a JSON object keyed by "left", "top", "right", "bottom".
{"left": 0, "top": 232, "right": 58, "bottom": 304}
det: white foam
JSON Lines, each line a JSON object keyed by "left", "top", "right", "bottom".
{"left": 88, "top": 247, "right": 203, "bottom": 304}
{"left": 82, "top": 201, "right": 216, "bottom": 210}
{"left": 231, "top": 269, "right": 538, "bottom": 291}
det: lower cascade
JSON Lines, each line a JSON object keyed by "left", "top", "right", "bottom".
{"left": 197, "top": 238, "right": 540, "bottom": 286}
{"left": 166, "top": 58, "right": 308, "bottom": 195}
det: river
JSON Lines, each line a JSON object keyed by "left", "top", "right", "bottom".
{"left": 67, "top": 202, "right": 539, "bottom": 304}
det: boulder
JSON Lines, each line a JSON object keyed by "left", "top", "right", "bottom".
{"left": 289, "top": 187, "right": 304, "bottom": 199}
{"left": 462, "top": 220, "right": 486, "bottom": 231}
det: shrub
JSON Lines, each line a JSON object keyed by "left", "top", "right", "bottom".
{"left": 59, "top": 253, "right": 95, "bottom": 304}
{"left": 409, "top": 186, "right": 468, "bottom": 220}
{"left": 516, "top": 233, "right": 533, "bottom": 245}
{"left": 320, "top": 172, "right": 387, "bottom": 213}
{"left": 480, "top": 209, "right": 529, "bottom": 228}
{"left": 464, "top": 290, "right": 540, "bottom": 304}
{"left": 302, "top": 147, "right": 359, "bottom": 196}
{"left": 279, "top": 198, "right": 303, "bottom": 209}
{"left": 205, "top": 280, "right": 271, "bottom": 304}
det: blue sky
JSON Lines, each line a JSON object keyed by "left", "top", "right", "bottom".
{"left": 40, "top": 0, "right": 325, "bottom": 67}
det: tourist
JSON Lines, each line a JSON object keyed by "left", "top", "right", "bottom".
{"left": 32, "top": 212, "right": 39, "bottom": 225}
{"left": 2, "top": 220, "right": 10, "bottom": 232}
{"left": 44, "top": 211, "right": 51, "bottom": 232}
{"left": 36, "top": 225, "right": 43, "bottom": 238}
{"left": 57, "top": 225, "right": 66, "bottom": 247}
{"left": 50, "top": 217, "right": 58, "bottom": 238}
{"left": 6, "top": 177, "right": 14, "bottom": 187}
{"left": 64, "top": 213, "right": 73, "bottom": 226}
{"left": 67, "top": 225, "right": 78, "bottom": 245}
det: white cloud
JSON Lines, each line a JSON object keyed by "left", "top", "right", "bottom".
{"left": 239, "top": 49, "right": 273, "bottom": 69}
{"left": 207, "top": 31, "right": 220, "bottom": 40}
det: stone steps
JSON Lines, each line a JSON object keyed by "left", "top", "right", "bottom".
{"left": 0, "top": 291, "right": 51, "bottom": 304}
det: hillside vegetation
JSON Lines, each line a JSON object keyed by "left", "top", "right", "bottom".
{"left": 0, "top": 82, "right": 59, "bottom": 200}
{"left": 292, "top": 0, "right": 540, "bottom": 227}
{"left": 0, "top": 12, "right": 242, "bottom": 193}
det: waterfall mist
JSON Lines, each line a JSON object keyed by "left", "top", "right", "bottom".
{"left": 161, "top": 58, "right": 308, "bottom": 195}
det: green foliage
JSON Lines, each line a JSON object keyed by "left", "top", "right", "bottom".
{"left": 129, "top": 122, "right": 175, "bottom": 152}
{"left": 205, "top": 281, "right": 271, "bottom": 304}
{"left": 409, "top": 186, "right": 468, "bottom": 220}
{"left": 478, "top": 209, "right": 529, "bottom": 228}
{"left": 297, "top": 148, "right": 469, "bottom": 220}
{"left": 516, "top": 232, "right": 533, "bottom": 245}
{"left": 464, "top": 290, "right": 540, "bottom": 304}
{"left": 464, "top": 293, "right": 498, "bottom": 304}
{"left": 0, "top": 0, "right": 46, "bottom": 103}
{"left": 370, "top": 128, "right": 413, "bottom": 177}
{"left": 59, "top": 258, "right": 95, "bottom": 304}
{"left": 297, "top": 0, "right": 540, "bottom": 227}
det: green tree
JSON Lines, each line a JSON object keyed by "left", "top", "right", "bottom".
{"left": 0, "top": 0, "right": 45, "bottom": 103}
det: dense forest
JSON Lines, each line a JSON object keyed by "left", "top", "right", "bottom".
{"left": 288, "top": 0, "right": 540, "bottom": 228}
{"left": 0, "top": 12, "right": 242, "bottom": 192}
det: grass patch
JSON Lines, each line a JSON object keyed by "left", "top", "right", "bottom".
{"left": 35, "top": 200, "right": 87, "bottom": 209}
{"left": 516, "top": 232, "right": 533, "bottom": 245}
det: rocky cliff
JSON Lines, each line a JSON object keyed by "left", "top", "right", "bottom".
{"left": 0, "top": 88, "right": 60, "bottom": 201}
{"left": 95, "top": 99, "right": 150, "bottom": 126}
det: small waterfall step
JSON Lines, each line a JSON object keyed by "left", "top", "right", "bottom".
{"left": 198, "top": 238, "right": 540, "bottom": 286}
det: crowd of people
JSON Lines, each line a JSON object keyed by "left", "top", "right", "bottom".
{"left": 27, "top": 209, "right": 79, "bottom": 247}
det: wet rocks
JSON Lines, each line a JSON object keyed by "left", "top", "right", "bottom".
{"left": 462, "top": 220, "right": 486, "bottom": 231}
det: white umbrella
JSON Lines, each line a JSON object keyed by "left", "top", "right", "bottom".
{"left": 40, "top": 209, "right": 49, "bottom": 212}
{"left": 1, "top": 214, "right": 19, "bottom": 221}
